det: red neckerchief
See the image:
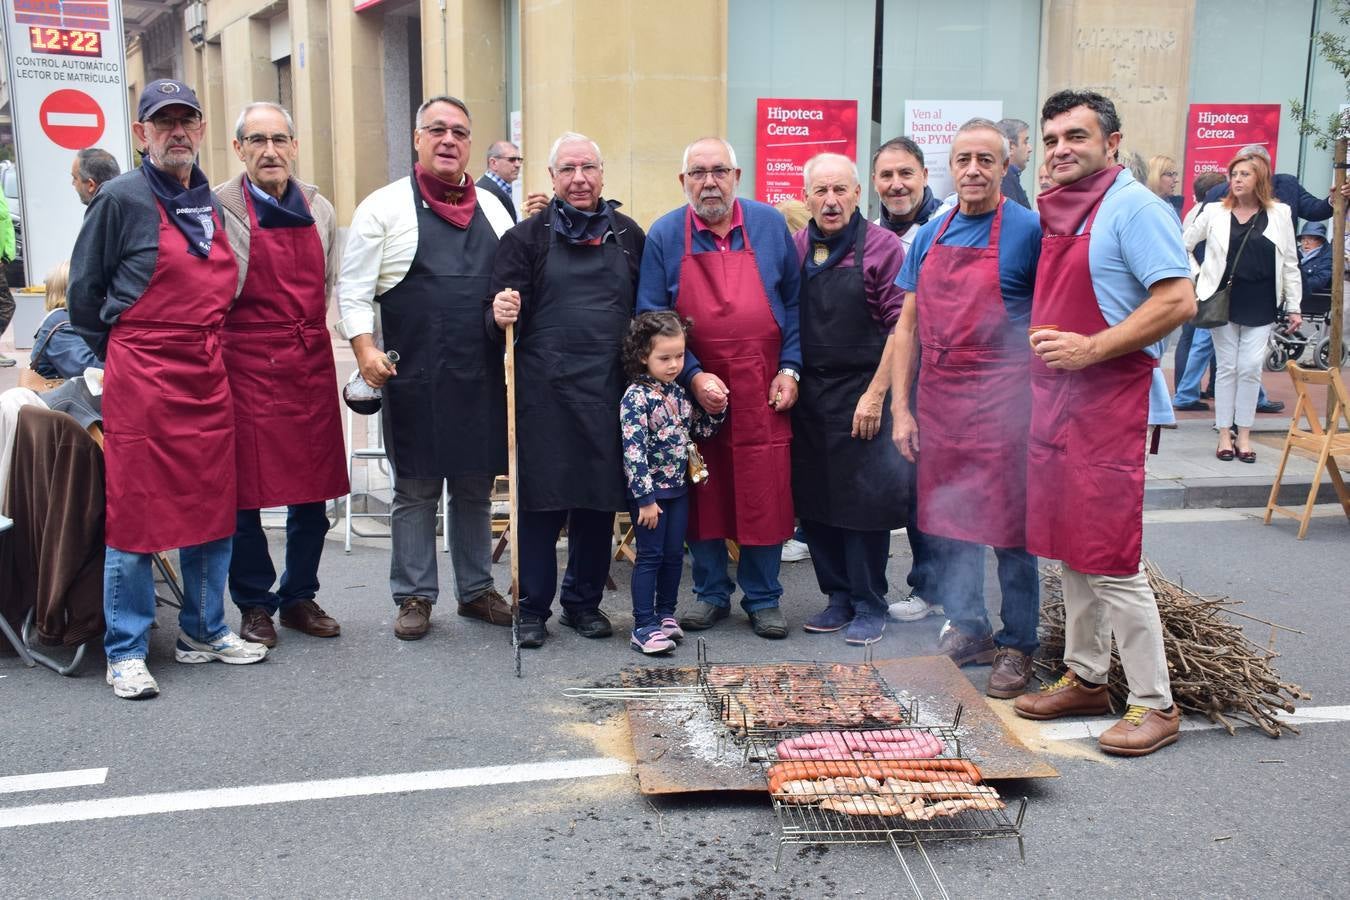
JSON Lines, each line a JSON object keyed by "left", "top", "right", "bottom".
{"left": 1037, "top": 164, "right": 1123, "bottom": 236}
{"left": 414, "top": 162, "right": 477, "bottom": 229}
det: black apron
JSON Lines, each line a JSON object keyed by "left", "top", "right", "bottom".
{"left": 791, "top": 223, "right": 911, "bottom": 531}
{"left": 516, "top": 210, "right": 633, "bottom": 510}
{"left": 378, "top": 176, "right": 506, "bottom": 478}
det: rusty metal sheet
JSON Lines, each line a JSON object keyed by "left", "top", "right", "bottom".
{"left": 624, "top": 668, "right": 765, "bottom": 795}
{"left": 873, "top": 655, "right": 1059, "bottom": 780}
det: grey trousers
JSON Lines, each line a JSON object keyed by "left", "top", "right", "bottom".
{"left": 1062, "top": 564, "right": 1173, "bottom": 710}
{"left": 389, "top": 473, "right": 495, "bottom": 606}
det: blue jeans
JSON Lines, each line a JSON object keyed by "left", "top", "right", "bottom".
{"left": 229, "top": 503, "right": 330, "bottom": 615}
{"left": 930, "top": 536, "right": 1040, "bottom": 656}
{"left": 629, "top": 494, "right": 689, "bottom": 630}
{"left": 104, "top": 536, "right": 232, "bottom": 662}
{"left": 689, "top": 539, "right": 782, "bottom": 612}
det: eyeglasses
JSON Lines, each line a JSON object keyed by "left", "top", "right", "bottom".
{"left": 242, "top": 133, "right": 293, "bottom": 149}
{"left": 418, "top": 124, "right": 471, "bottom": 141}
{"left": 148, "top": 114, "right": 202, "bottom": 132}
{"left": 1162, "top": 170, "right": 1178, "bottom": 178}
{"left": 554, "top": 163, "right": 601, "bottom": 178}
{"left": 495, "top": 155, "right": 523, "bottom": 164}
{"left": 685, "top": 166, "right": 735, "bottom": 182}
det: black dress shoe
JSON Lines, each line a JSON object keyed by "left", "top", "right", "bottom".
{"left": 559, "top": 607, "right": 613, "bottom": 638}
{"left": 1256, "top": 399, "right": 1285, "bottom": 414}
{"left": 517, "top": 613, "right": 548, "bottom": 648}
{"left": 1173, "top": 400, "right": 1209, "bottom": 412}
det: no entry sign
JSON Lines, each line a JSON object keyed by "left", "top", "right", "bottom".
{"left": 38, "top": 89, "right": 107, "bottom": 149}
{"left": 1, "top": 0, "right": 132, "bottom": 286}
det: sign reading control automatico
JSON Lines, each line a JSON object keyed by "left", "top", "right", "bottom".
{"left": 755, "top": 98, "right": 858, "bottom": 206}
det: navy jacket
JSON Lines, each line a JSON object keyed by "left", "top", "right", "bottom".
{"left": 1205, "top": 173, "right": 1333, "bottom": 232}
{"left": 1299, "top": 245, "right": 1332, "bottom": 296}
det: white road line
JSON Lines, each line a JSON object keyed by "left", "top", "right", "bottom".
{"left": 0, "top": 768, "right": 108, "bottom": 796}
{"left": 0, "top": 757, "right": 631, "bottom": 830}
{"left": 1041, "top": 704, "right": 1350, "bottom": 741}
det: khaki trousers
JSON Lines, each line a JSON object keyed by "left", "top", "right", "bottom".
{"left": 1061, "top": 564, "right": 1172, "bottom": 710}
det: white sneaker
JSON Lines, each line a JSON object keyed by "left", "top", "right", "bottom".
{"left": 174, "top": 630, "right": 269, "bottom": 665}
{"left": 888, "top": 591, "right": 940, "bottom": 622}
{"left": 781, "top": 538, "right": 811, "bottom": 562}
{"left": 106, "top": 659, "right": 159, "bottom": 699}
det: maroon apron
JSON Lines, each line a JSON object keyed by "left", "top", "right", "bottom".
{"left": 1025, "top": 177, "right": 1155, "bottom": 576}
{"left": 675, "top": 208, "right": 794, "bottom": 545}
{"left": 222, "top": 188, "right": 348, "bottom": 510}
{"left": 914, "top": 201, "right": 1030, "bottom": 548}
{"left": 103, "top": 203, "right": 238, "bottom": 553}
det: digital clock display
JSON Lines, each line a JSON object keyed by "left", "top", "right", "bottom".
{"left": 28, "top": 26, "right": 103, "bottom": 57}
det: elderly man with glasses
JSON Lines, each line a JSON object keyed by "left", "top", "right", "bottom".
{"left": 335, "top": 95, "right": 516, "bottom": 641}
{"left": 489, "top": 132, "right": 645, "bottom": 649}
{"left": 636, "top": 137, "right": 801, "bottom": 639}
{"left": 212, "top": 102, "right": 349, "bottom": 650}
{"left": 69, "top": 79, "right": 269, "bottom": 699}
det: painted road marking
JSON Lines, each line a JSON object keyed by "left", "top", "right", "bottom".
{"left": 46, "top": 112, "right": 101, "bottom": 128}
{"left": 0, "top": 757, "right": 631, "bottom": 829}
{"left": 1041, "top": 704, "right": 1350, "bottom": 741}
{"left": 0, "top": 768, "right": 108, "bottom": 796}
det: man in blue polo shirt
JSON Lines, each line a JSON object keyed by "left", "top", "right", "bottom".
{"left": 637, "top": 137, "right": 801, "bottom": 639}
{"left": 890, "top": 118, "right": 1043, "bottom": 699}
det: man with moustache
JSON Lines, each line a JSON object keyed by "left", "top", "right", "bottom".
{"left": 637, "top": 137, "right": 801, "bottom": 639}
{"left": 215, "top": 102, "right": 348, "bottom": 649}
{"left": 1014, "top": 90, "right": 1194, "bottom": 757}
{"left": 336, "top": 95, "right": 515, "bottom": 641}
{"left": 69, "top": 79, "right": 269, "bottom": 699}
{"left": 891, "top": 119, "right": 1043, "bottom": 698}
{"left": 489, "top": 133, "right": 644, "bottom": 648}
{"left": 791, "top": 153, "right": 910, "bottom": 646}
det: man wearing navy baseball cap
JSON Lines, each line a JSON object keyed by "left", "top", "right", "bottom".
{"left": 68, "top": 78, "right": 269, "bottom": 700}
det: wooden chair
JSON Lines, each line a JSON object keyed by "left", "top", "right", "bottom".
{"left": 1263, "top": 363, "right": 1350, "bottom": 539}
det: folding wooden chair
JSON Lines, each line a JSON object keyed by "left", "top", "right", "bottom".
{"left": 1263, "top": 363, "right": 1350, "bottom": 539}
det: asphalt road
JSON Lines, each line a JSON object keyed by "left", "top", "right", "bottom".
{"left": 1, "top": 508, "right": 1346, "bottom": 899}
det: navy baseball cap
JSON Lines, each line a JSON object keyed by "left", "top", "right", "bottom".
{"left": 137, "top": 79, "right": 203, "bottom": 121}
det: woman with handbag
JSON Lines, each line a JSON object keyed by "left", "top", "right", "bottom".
{"left": 1183, "top": 151, "right": 1301, "bottom": 463}
{"left": 29, "top": 261, "right": 102, "bottom": 381}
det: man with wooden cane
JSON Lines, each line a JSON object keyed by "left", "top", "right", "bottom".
{"left": 1013, "top": 90, "right": 1195, "bottom": 757}
{"left": 490, "top": 132, "right": 644, "bottom": 649}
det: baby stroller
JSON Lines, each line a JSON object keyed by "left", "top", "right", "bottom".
{"left": 1265, "top": 291, "right": 1332, "bottom": 371}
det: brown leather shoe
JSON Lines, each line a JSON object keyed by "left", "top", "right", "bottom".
{"left": 239, "top": 607, "right": 278, "bottom": 648}
{"left": 1098, "top": 704, "right": 1181, "bottom": 757}
{"left": 986, "top": 647, "right": 1034, "bottom": 699}
{"left": 936, "top": 623, "right": 996, "bottom": 667}
{"left": 457, "top": 587, "right": 512, "bottom": 626}
{"left": 280, "top": 599, "right": 341, "bottom": 638}
{"left": 395, "top": 597, "right": 432, "bottom": 640}
{"left": 1013, "top": 670, "right": 1113, "bottom": 720}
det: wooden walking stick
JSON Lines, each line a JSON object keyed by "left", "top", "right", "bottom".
{"left": 505, "top": 314, "right": 522, "bottom": 677}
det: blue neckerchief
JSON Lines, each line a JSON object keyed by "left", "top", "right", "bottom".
{"left": 246, "top": 176, "right": 316, "bottom": 228}
{"left": 551, "top": 197, "right": 616, "bottom": 244}
{"left": 141, "top": 160, "right": 215, "bottom": 257}
{"left": 877, "top": 185, "right": 938, "bottom": 239}
{"left": 804, "top": 209, "right": 863, "bottom": 279}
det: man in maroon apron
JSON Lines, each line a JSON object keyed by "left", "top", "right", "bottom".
{"left": 1012, "top": 91, "right": 1196, "bottom": 757}
{"left": 791, "top": 153, "right": 911, "bottom": 647}
{"left": 335, "top": 96, "right": 515, "bottom": 641}
{"left": 216, "top": 102, "right": 349, "bottom": 649}
{"left": 69, "top": 79, "right": 268, "bottom": 700}
{"left": 490, "top": 132, "right": 645, "bottom": 649}
{"left": 637, "top": 138, "right": 801, "bottom": 639}
{"left": 890, "top": 120, "right": 1044, "bottom": 699}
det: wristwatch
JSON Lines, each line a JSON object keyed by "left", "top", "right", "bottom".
{"left": 777, "top": 367, "right": 800, "bottom": 382}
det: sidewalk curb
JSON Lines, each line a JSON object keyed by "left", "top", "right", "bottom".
{"left": 1145, "top": 476, "right": 1341, "bottom": 510}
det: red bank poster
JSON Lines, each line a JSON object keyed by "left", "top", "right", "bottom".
{"left": 756, "top": 98, "right": 858, "bottom": 205}
{"left": 1181, "top": 103, "right": 1281, "bottom": 217}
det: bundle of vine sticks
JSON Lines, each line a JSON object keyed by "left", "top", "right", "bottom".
{"left": 1036, "top": 561, "right": 1310, "bottom": 737}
